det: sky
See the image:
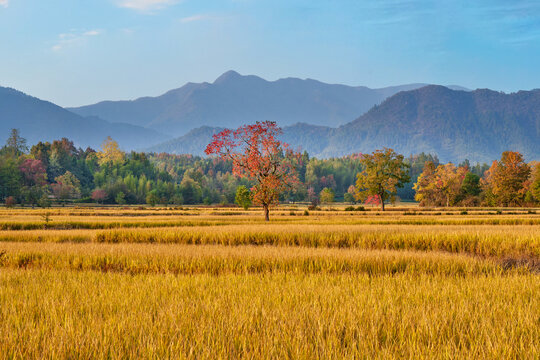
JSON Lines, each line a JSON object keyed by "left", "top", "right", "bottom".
{"left": 1, "top": 0, "right": 540, "bottom": 107}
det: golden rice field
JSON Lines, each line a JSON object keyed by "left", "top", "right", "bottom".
{"left": 0, "top": 205, "right": 539, "bottom": 359}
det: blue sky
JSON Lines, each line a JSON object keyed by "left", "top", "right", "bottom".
{"left": 1, "top": 0, "right": 540, "bottom": 107}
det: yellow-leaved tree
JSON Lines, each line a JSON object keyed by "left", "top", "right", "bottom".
{"left": 98, "top": 137, "right": 125, "bottom": 166}
{"left": 414, "top": 163, "right": 467, "bottom": 207}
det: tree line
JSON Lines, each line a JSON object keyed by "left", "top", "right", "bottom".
{"left": 1, "top": 127, "right": 538, "bottom": 212}
{"left": 414, "top": 152, "right": 539, "bottom": 207}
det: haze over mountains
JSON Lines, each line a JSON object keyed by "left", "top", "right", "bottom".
{"left": 320, "top": 86, "right": 540, "bottom": 162}
{"left": 69, "top": 71, "right": 467, "bottom": 134}
{"left": 1, "top": 71, "right": 538, "bottom": 163}
{"left": 0, "top": 87, "right": 169, "bottom": 150}
{"left": 147, "top": 84, "right": 540, "bottom": 163}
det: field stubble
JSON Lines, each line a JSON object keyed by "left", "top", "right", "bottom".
{"left": 0, "top": 206, "right": 538, "bottom": 359}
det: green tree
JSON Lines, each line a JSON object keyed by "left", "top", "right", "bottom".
{"left": 320, "top": 187, "right": 335, "bottom": 204}
{"left": 354, "top": 148, "right": 410, "bottom": 211}
{"left": 115, "top": 191, "right": 126, "bottom": 205}
{"left": 20, "top": 186, "right": 44, "bottom": 208}
{"left": 461, "top": 172, "right": 481, "bottom": 196}
{"left": 52, "top": 171, "right": 81, "bottom": 205}
{"left": 180, "top": 176, "right": 202, "bottom": 205}
{"left": 146, "top": 190, "right": 159, "bottom": 206}
{"left": 0, "top": 156, "right": 22, "bottom": 201}
{"left": 3, "top": 129, "right": 28, "bottom": 157}
{"left": 235, "top": 185, "right": 252, "bottom": 210}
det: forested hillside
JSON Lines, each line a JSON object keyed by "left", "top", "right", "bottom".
{"left": 149, "top": 86, "right": 540, "bottom": 163}
{"left": 324, "top": 86, "right": 540, "bottom": 162}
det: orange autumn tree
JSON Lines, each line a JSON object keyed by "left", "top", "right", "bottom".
{"left": 205, "top": 121, "right": 301, "bottom": 221}
{"left": 414, "top": 163, "right": 468, "bottom": 207}
{"left": 482, "top": 151, "right": 530, "bottom": 207}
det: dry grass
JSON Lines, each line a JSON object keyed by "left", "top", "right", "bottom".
{"left": 0, "top": 270, "right": 538, "bottom": 359}
{"left": 0, "top": 224, "right": 538, "bottom": 259}
{"left": 0, "top": 242, "right": 514, "bottom": 276}
{"left": 0, "top": 206, "right": 538, "bottom": 359}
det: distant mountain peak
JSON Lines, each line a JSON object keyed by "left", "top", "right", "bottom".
{"left": 69, "top": 73, "right": 471, "bottom": 137}
{"left": 213, "top": 70, "right": 243, "bottom": 84}
{"left": 147, "top": 86, "right": 540, "bottom": 162}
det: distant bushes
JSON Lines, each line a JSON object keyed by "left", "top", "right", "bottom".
{"left": 345, "top": 206, "right": 365, "bottom": 212}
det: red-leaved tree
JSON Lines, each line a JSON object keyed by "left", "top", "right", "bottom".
{"left": 205, "top": 121, "right": 300, "bottom": 221}
{"left": 91, "top": 189, "right": 107, "bottom": 204}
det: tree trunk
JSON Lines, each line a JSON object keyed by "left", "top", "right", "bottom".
{"left": 263, "top": 204, "right": 270, "bottom": 221}
{"left": 380, "top": 194, "right": 385, "bottom": 211}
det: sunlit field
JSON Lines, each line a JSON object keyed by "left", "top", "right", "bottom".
{"left": 0, "top": 205, "right": 539, "bottom": 359}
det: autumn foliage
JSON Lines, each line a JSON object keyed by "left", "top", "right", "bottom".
{"left": 354, "top": 148, "right": 410, "bottom": 211}
{"left": 205, "top": 121, "right": 301, "bottom": 220}
{"left": 481, "top": 151, "right": 531, "bottom": 206}
{"left": 414, "top": 151, "right": 537, "bottom": 207}
{"left": 98, "top": 136, "right": 125, "bottom": 165}
{"left": 414, "top": 163, "right": 468, "bottom": 207}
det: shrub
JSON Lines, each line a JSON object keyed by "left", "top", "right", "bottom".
{"left": 320, "top": 188, "right": 335, "bottom": 204}
{"left": 235, "top": 186, "right": 252, "bottom": 210}
{"left": 345, "top": 206, "right": 365, "bottom": 212}
{"left": 5, "top": 196, "right": 16, "bottom": 208}
{"left": 38, "top": 194, "right": 52, "bottom": 208}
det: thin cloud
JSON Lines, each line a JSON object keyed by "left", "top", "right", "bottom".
{"left": 180, "top": 14, "right": 211, "bottom": 23}
{"left": 0, "top": 0, "right": 8, "bottom": 8}
{"left": 52, "top": 29, "right": 103, "bottom": 51}
{"left": 117, "top": 0, "right": 179, "bottom": 12}
{"left": 470, "top": 2, "right": 540, "bottom": 46}
{"left": 83, "top": 30, "right": 101, "bottom": 36}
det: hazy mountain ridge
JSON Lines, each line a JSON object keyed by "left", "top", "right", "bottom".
{"left": 147, "top": 126, "right": 225, "bottom": 155}
{"left": 147, "top": 86, "right": 540, "bottom": 163}
{"left": 69, "top": 71, "right": 456, "bottom": 135}
{"left": 0, "top": 86, "right": 170, "bottom": 150}
{"left": 325, "top": 86, "right": 540, "bottom": 162}
{"left": 3, "top": 73, "right": 538, "bottom": 163}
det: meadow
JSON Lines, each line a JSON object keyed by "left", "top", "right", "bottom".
{"left": 0, "top": 205, "right": 539, "bottom": 359}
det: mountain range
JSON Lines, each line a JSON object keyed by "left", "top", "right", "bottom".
{"left": 1, "top": 71, "right": 538, "bottom": 163}
{"left": 147, "top": 85, "right": 540, "bottom": 163}
{"left": 0, "top": 86, "right": 169, "bottom": 150}
{"left": 69, "top": 70, "right": 467, "bottom": 135}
